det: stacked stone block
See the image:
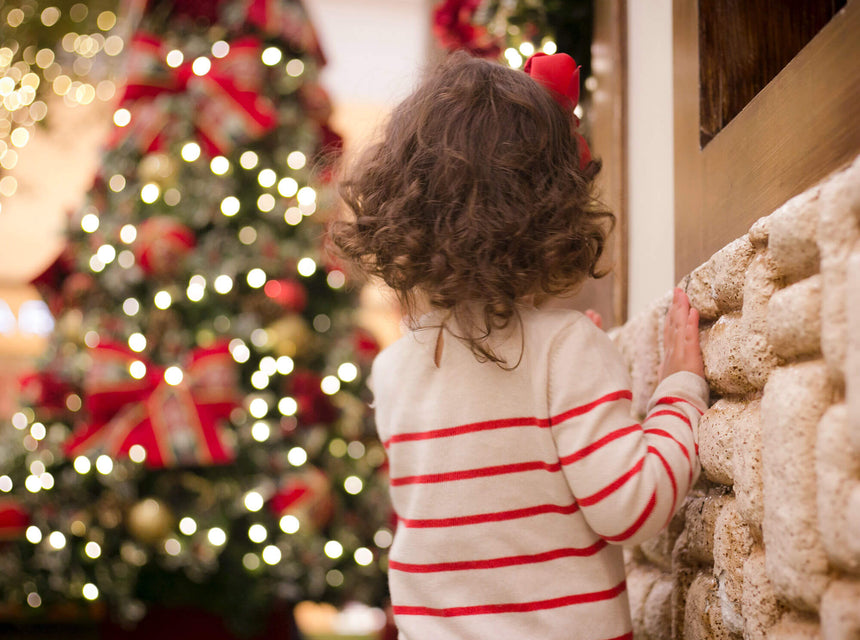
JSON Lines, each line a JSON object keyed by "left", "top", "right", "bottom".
{"left": 614, "top": 155, "right": 860, "bottom": 639}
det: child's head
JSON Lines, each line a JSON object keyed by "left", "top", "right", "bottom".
{"left": 332, "top": 51, "right": 614, "bottom": 364}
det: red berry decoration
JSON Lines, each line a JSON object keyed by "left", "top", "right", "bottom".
{"left": 264, "top": 278, "right": 308, "bottom": 313}
{"left": 0, "top": 500, "right": 30, "bottom": 541}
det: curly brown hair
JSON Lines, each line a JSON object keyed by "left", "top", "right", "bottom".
{"left": 330, "top": 51, "right": 615, "bottom": 366}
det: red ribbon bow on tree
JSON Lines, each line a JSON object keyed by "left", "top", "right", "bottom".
{"left": 524, "top": 52, "right": 592, "bottom": 170}
{"left": 109, "top": 32, "right": 279, "bottom": 156}
{"left": 64, "top": 342, "right": 239, "bottom": 468}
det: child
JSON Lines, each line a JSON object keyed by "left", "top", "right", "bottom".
{"left": 331, "top": 51, "right": 707, "bottom": 640}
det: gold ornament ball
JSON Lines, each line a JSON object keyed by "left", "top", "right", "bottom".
{"left": 126, "top": 497, "right": 174, "bottom": 545}
{"left": 137, "top": 152, "right": 178, "bottom": 185}
{"left": 267, "top": 314, "right": 314, "bottom": 358}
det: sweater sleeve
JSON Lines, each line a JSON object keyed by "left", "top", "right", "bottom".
{"left": 548, "top": 318, "right": 709, "bottom": 546}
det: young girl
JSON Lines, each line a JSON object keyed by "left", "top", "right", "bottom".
{"left": 332, "top": 51, "right": 707, "bottom": 640}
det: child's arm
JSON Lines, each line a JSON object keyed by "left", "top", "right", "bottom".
{"left": 550, "top": 290, "right": 708, "bottom": 546}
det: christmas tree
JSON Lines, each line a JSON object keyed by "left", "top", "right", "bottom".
{"left": 0, "top": 0, "right": 390, "bottom": 633}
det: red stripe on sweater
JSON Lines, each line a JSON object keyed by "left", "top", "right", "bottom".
{"left": 383, "top": 390, "right": 632, "bottom": 448}
{"left": 647, "top": 408, "right": 692, "bottom": 429}
{"left": 391, "top": 459, "right": 562, "bottom": 486}
{"left": 560, "top": 424, "right": 642, "bottom": 466}
{"left": 384, "top": 415, "right": 549, "bottom": 448}
{"left": 578, "top": 456, "right": 645, "bottom": 507}
{"left": 644, "top": 427, "right": 692, "bottom": 483}
{"left": 398, "top": 501, "right": 579, "bottom": 528}
{"left": 549, "top": 389, "right": 633, "bottom": 425}
{"left": 647, "top": 445, "right": 677, "bottom": 525}
{"left": 602, "top": 491, "right": 657, "bottom": 542}
{"left": 655, "top": 395, "right": 704, "bottom": 415}
{"left": 393, "top": 579, "right": 627, "bottom": 617}
{"left": 388, "top": 540, "right": 608, "bottom": 573}
{"left": 603, "top": 634, "right": 634, "bottom": 640}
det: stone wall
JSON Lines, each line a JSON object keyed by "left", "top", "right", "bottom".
{"left": 612, "top": 155, "right": 860, "bottom": 640}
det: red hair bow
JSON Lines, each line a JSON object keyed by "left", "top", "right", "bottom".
{"left": 524, "top": 52, "right": 592, "bottom": 169}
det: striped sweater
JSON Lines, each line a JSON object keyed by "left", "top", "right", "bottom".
{"left": 370, "top": 307, "right": 709, "bottom": 640}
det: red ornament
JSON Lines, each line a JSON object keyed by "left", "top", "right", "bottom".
{"left": 268, "top": 467, "right": 333, "bottom": 529}
{"left": 287, "top": 369, "right": 338, "bottom": 427}
{"left": 135, "top": 216, "right": 196, "bottom": 276}
{"left": 0, "top": 500, "right": 30, "bottom": 541}
{"left": 352, "top": 328, "right": 380, "bottom": 362}
{"left": 264, "top": 279, "right": 307, "bottom": 313}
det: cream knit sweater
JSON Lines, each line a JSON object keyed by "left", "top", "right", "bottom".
{"left": 370, "top": 307, "right": 709, "bottom": 640}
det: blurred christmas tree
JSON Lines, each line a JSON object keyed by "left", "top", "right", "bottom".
{"left": 0, "top": 0, "right": 390, "bottom": 633}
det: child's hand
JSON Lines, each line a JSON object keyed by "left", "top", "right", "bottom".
{"left": 658, "top": 288, "right": 704, "bottom": 380}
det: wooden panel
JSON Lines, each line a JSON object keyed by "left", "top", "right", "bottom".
{"left": 699, "top": 0, "right": 846, "bottom": 146}
{"left": 674, "top": 0, "right": 860, "bottom": 277}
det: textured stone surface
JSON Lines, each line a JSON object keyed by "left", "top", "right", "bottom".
{"left": 731, "top": 397, "right": 764, "bottom": 536}
{"left": 673, "top": 492, "right": 730, "bottom": 566}
{"left": 709, "top": 235, "right": 756, "bottom": 314}
{"left": 742, "top": 547, "right": 784, "bottom": 640}
{"left": 683, "top": 261, "right": 721, "bottom": 322}
{"left": 626, "top": 563, "right": 664, "bottom": 637}
{"left": 762, "top": 361, "right": 834, "bottom": 610}
{"left": 847, "top": 248, "right": 860, "bottom": 453}
{"left": 741, "top": 252, "right": 781, "bottom": 336}
{"left": 748, "top": 215, "right": 770, "bottom": 249}
{"left": 768, "top": 613, "right": 821, "bottom": 640}
{"left": 684, "top": 573, "right": 717, "bottom": 640}
{"left": 768, "top": 186, "right": 822, "bottom": 282}
{"left": 621, "top": 157, "right": 859, "bottom": 640}
{"left": 820, "top": 580, "right": 860, "bottom": 640}
{"left": 642, "top": 575, "right": 674, "bottom": 640}
{"left": 815, "top": 403, "right": 860, "bottom": 574}
{"left": 818, "top": 157, "right": 860, "bottom": 381}
{"left": 671, "top": 566, "right": 697, "bottom": 640}
{"left": 766, "top": 275, "right": 823, "bottom": 360}
{"left": 699, "top": 400, "right": 740, "bottom": 486}
{"left": 638, "top": 508, "right": 685, "bottom": 573}
{"left": 701, "top": 313, "right": 777, "bottom": 395}
{"left": 713, "top": 500, "right": 753, "bottom": 636}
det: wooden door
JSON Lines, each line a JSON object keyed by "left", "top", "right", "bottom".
{"left": 673, "top": 0, "right": 859, "bottom": 277}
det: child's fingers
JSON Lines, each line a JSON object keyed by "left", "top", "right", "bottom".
{"left": 669, "top": 289, "right": 688, "bottom": 338}
{"left": 686, "top": 306, "right": 700, "bottom": 338}
{"left": 664, "top": 289, "right": 679, "bottom": 345}
{"left": 660, "top": 290, "right": 705, "bottom": 379}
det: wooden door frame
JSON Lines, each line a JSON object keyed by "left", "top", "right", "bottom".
{"left": 591, "top": 0, "right": 628, "bottom": 325}
{"left": 673, "top": 0, "right": 860, "bottom": 277}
